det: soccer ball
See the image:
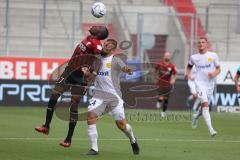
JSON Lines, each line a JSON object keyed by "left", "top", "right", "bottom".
{"left": 91, "top": 2, "right": 106, "bottom": 18}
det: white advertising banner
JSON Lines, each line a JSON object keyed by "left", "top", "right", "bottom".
{"left": 217, "top": 62, "right": 239, "bottom": 85}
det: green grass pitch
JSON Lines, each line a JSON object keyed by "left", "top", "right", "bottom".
{"left": 0, "top": 107, "right": 239, "bottom": 160}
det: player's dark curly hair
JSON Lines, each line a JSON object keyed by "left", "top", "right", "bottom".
{"left": 98, "top": 26, "right": 109, "bottom": 40}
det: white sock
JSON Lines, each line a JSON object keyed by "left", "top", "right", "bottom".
{"left": 202, "top": 107, "right": 215, "bottom": 133}
{"left": 87, "top": 124, "right": 98, "bottom": 152}
{"left": 123, "top": 124, "right": 136, "bottom": 144}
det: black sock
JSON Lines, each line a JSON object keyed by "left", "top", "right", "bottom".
{"left": 65, "top": 121, "right": 77, "bottom": 142}
{"left": 65, "top": 97, "right": 79, "bottom": 142}
{"left": 65, "top": 110, "right": 78, "bottom": 142}
{"left": 44, "top": 93, "right": 60, "bottom": 128}
{"left": 162, "top": 99, "right": 169, "bottom": 112}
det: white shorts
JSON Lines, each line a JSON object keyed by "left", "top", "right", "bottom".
{"left": 196, "top": 84, "right": 214, "bottom": 104}
{"left": 88, "top": 96, "right": 125, "bottom": 120}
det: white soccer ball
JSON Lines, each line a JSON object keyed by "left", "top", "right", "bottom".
{"left": 91, "top": 2, "right": 106, "bottom": 18}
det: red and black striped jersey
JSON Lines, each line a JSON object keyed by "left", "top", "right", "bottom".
{"left": 68, "top": 35, "right": 102, "bottom": 71}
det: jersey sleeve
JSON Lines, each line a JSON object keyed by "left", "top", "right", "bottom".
{"left": 188, "top": 56, "right": 194, "bottom": 66}
{"left": 113, "top": 56, "right": 127, "bottom": 69}
{"left": 92, "top": 40, "right": 103, "bottom": 54}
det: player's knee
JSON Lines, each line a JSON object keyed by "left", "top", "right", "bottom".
{"left": 50, "top": 91, "right": 61, "bottom": 100}
{"left": 201, "top": 102, "right": 208, "bottom": 108}
{"left": 116, "top": 120, "right": 126, "bottom": 131}
{"left": 159, "top": 96, "right": 164, "bottom": 101}
{"left": 71, "top": 96, "right": 80, "bottom": 105}
{"left": 87, "top": 112, "right": 98, "bottom": 125}
{"left": 52, "top": 85, "right": 66, "bottom": 95}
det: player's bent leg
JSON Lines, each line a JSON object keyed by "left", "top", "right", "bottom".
{"left": 86, "top": 112, "right": 99, "bottom": 155}
{"left": 161, "top": 97, "right": 169, "bottom": 117}
{"left": 201, "top": 102, "right": 217, "bottom": 136}
{"left": 156, "top": 96, "right": 163, "bottom": 109}
{"left": 115, "top": 120, "right": 140, "bottom": 155}
{"left": 192, "top": 107, "right": 202, "bottom": 129}
{"left": 35, "top": 89, "right": 62, "bottom": 135}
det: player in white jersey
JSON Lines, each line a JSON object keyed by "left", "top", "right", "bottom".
{"left": 85, "top": 39, "right": 140, "bottom": 155}
{"left": 185, "top": 37, "right": 221, "bottom": 136}
{"left": 186, "top": 66, "right": 201, "bottom": 113}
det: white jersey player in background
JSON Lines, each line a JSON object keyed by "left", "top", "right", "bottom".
{"left": 185, "top": 37, "right": 221, "bottom": 136}
{"left": 187, "top": 66, "right": 201, "bottom": 113}
{"left": 84, "top": 39, "right": 140, "bottom": 155}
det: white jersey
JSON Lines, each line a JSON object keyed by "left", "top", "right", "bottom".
{"left": 189, "top": 51, "right": 220, "bottom": 88}
{"left": 89, "top": 54, "right": 127, "bottom": 120}
{"left": 93, "top": 54, "right": 126, "bottom": 98}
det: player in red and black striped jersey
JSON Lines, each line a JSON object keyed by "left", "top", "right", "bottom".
{"left": 154, "top": 52, "right": 177, "bottom": 117}
{"left": 35, "top": 25, "right": 109, "bottom": 147}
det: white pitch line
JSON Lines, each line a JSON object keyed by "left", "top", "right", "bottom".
{"left": 1, "top": 138, "right": 240, "bottom": 143}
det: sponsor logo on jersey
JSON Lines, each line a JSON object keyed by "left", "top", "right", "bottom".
{"left": 79, "top": 43, "right": 87, "bottom": 52}
{"left": 98, "top": 71, "right": 109, "bottom": 76}
{"left": 196, "top": 64, "right": 211, "bottom": 69}
{"left": 106, "top": 63, "right": 111, "bottom": 68}
{"left": 208, "top": 57, "right": 213, "bottom": 62}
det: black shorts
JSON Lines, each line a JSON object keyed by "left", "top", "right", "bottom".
{"left": 53, "top": 66, "right": 87, "bottom": 95}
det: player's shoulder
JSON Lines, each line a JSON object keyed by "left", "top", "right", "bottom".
{"left": 207, "top": 51, "right": 218, "bottom": 57}
{"left": 190, "top": 53, "right": 200, "bottom": 58}
{"left": 168, "top": 63, "right": 176, "bottom": 70}
{"left": 169, "top": 63, "right": 176, "bottom": 67}
{"left": 92, "top": 38, "right": 101, "bottom": 45}
{"left": 189, "top": 53, "right": 199, "bottom": 60}
{"left": 113, "top": 53, "right": 127, "bottom": 61}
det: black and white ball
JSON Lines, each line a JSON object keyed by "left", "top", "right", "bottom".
{"left": 91, "top": 2, "right": 106, "bottom": 18}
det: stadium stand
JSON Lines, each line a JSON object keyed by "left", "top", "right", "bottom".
{"left": 193, "top": 0, "right": 240, "bottom": 60}
{"left": 0, "top": 0, "right": 164, "bottom": 58}
{"left": 165, "top": 0, "right": 206, "bottom": 40}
